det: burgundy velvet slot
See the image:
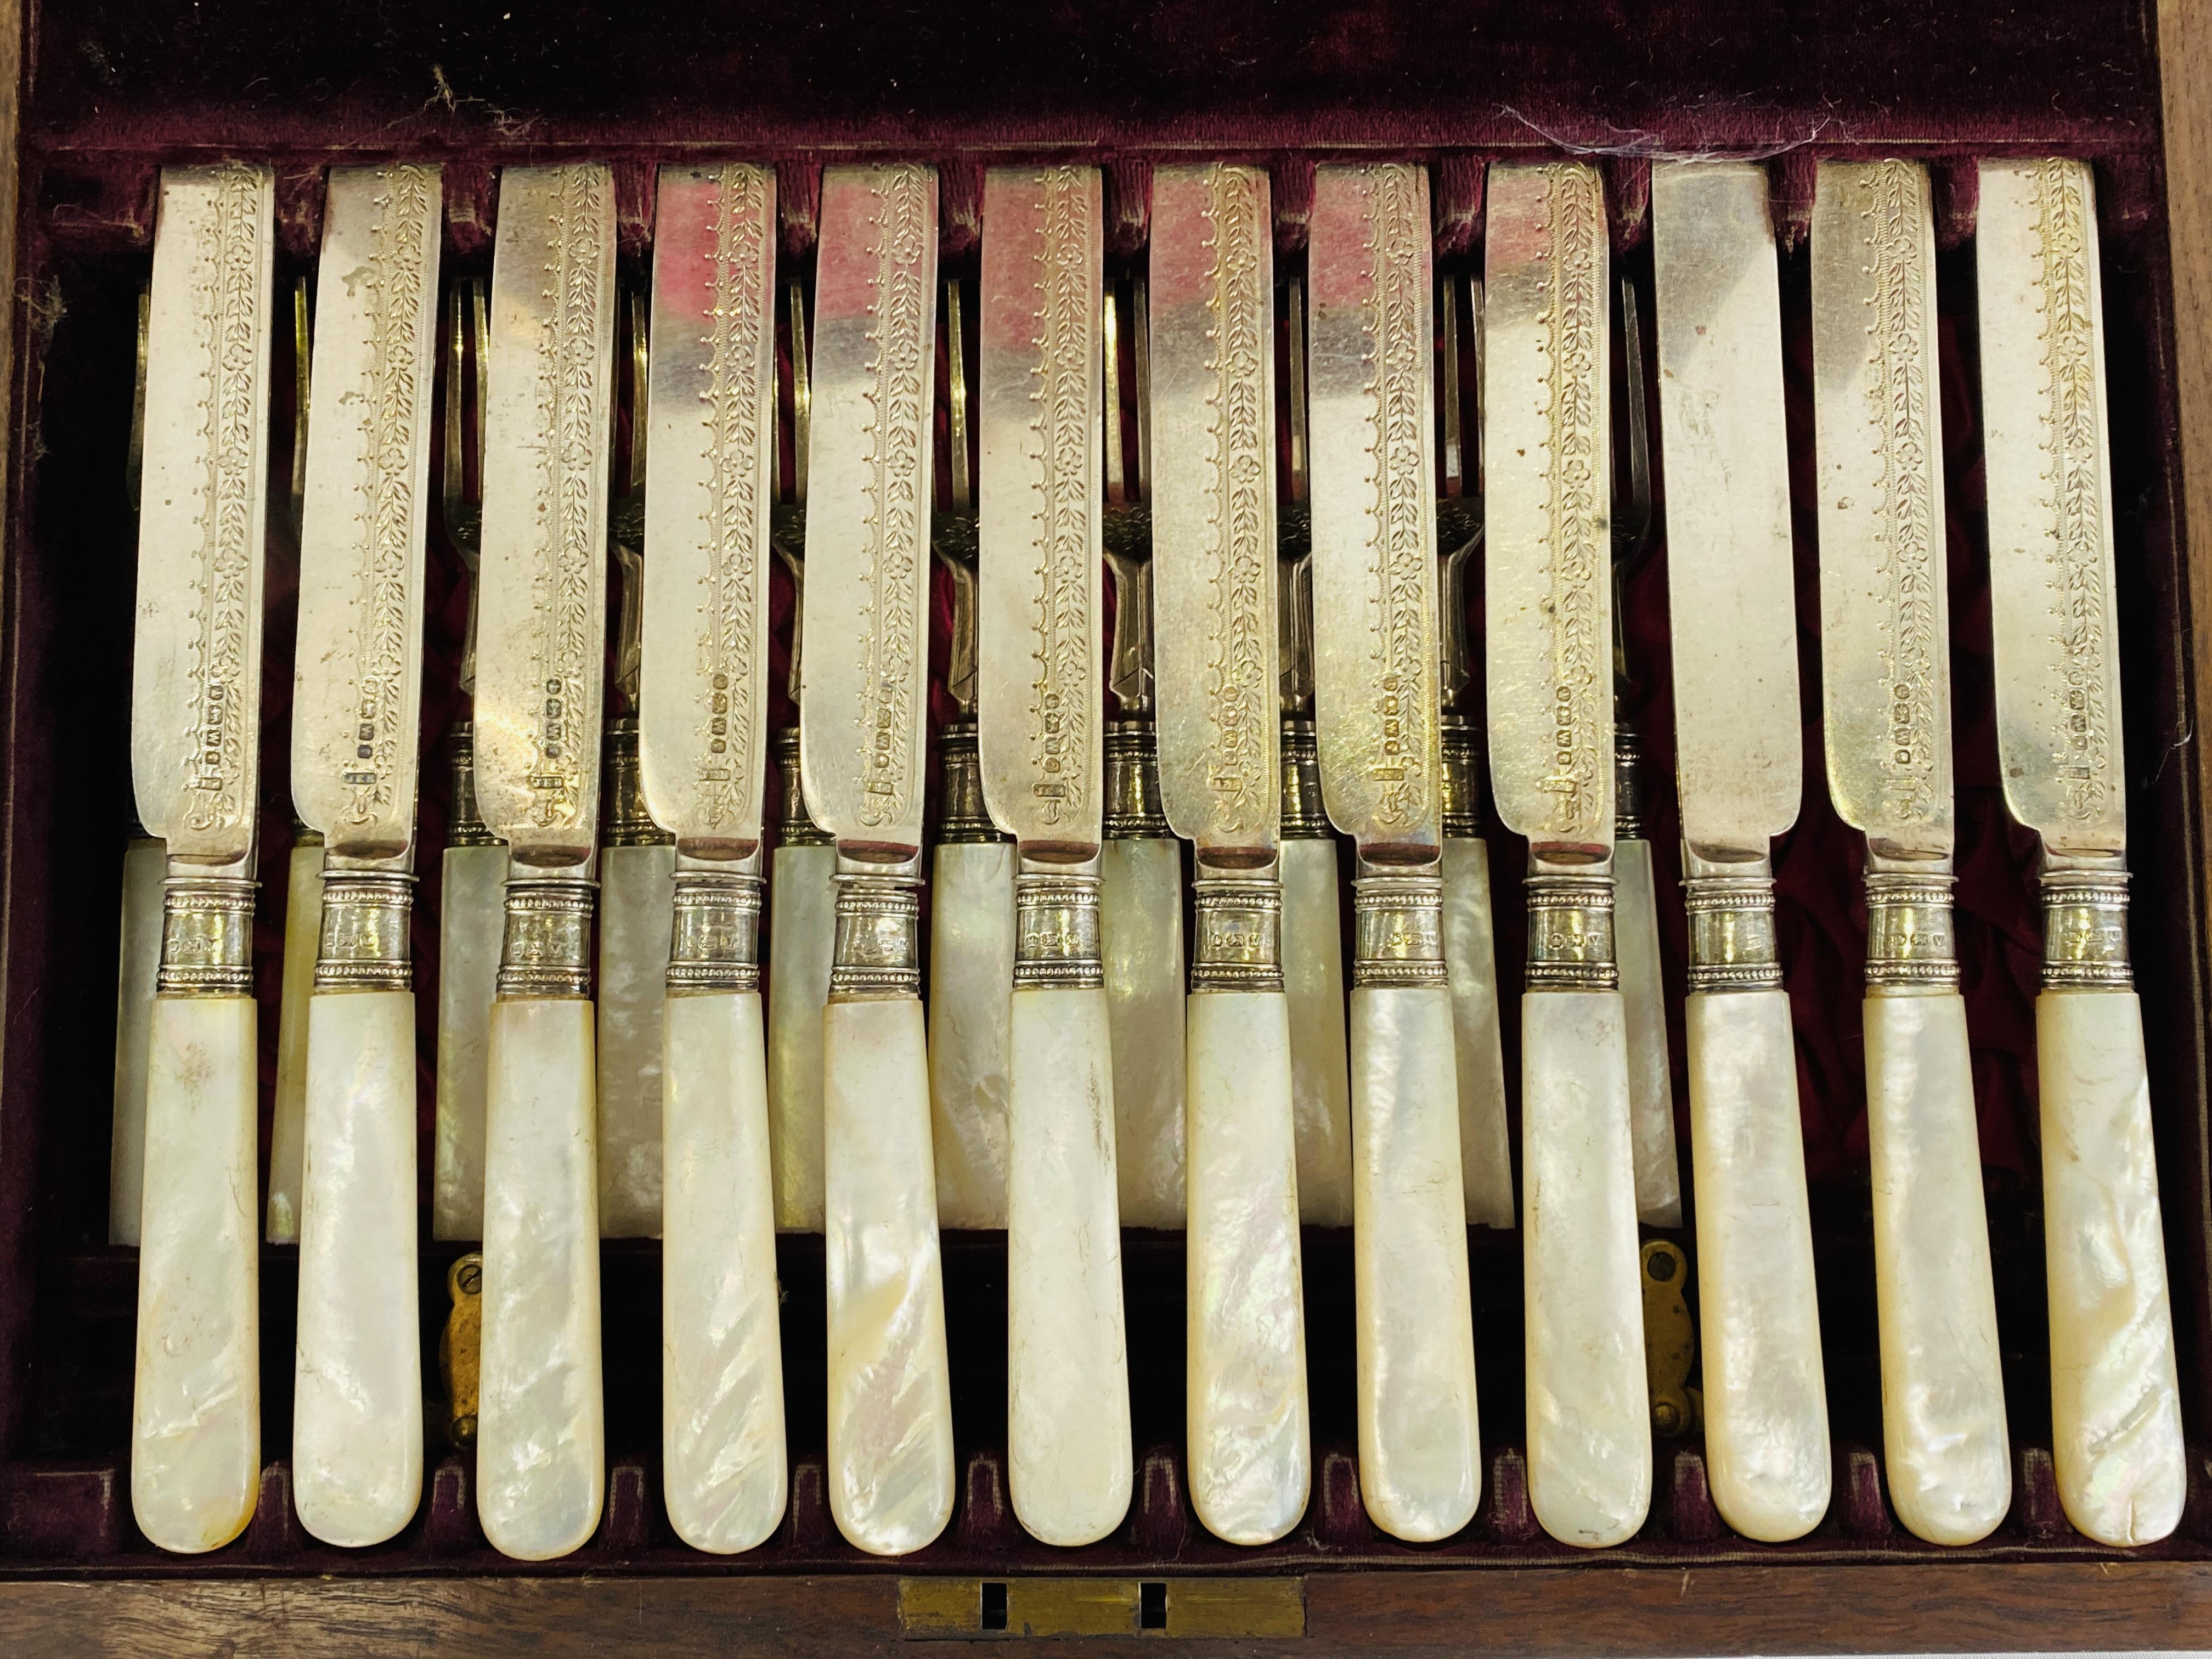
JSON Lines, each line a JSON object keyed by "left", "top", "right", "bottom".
{"left": 0, "top": 0, "right": 2203, "bottom": 1584}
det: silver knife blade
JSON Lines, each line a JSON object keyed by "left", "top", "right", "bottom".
{"left": 1651, "top": 161, "right": 1802, "bottom": 861}
{"left": 473, "top": 164, "right": 619, "bottom": 866}
{"left": 291, "top": 165, "right": 443, "bottom": 861}
{"left": 132, "top": 165, "right": 278, "bottom": 866}
{"left": 1483, "top": 163, "right": 1612, "bottom": 860}
{"left": 798, "top": 163, "right": 939, "bottom": 857}
{"left": 1307, "top": 161, "right": 1442, "bottom": 861}
{"left": 1812, "top": 160, "right": 1953, "bottom": 861}
{"left": 1977, "top": 158, "right": 2125, "bottom": 861}
{"left": 977, "top": 165, "right": 1105, "bottom": 858}
{"left": 1149, "top": 163, "right": 1280, "bottom": 860}
{"left": 639, "top": 162, "right": 779, "bottom": 857}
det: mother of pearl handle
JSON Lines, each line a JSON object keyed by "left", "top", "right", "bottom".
{"left": 1101, "top": 837, "right": 1186, "bottom": 1226}
{"left": 1865, "top": 990, "right": 2010, "bottom": 1545}
{"left": 824, "top": 994, "right": 956, "bottom": 1556}
{"left": 1350, "top": 984, "right": 1480, "bottom": 1542}
{"left": 2038, "top": 988, "right": 2185, "bottom": 1545}
{"left": 1187, "top": 990, "right": 1311, "bottom": 1545}
{"left": 766, "top": 842, "right": 836, "bottom": 1231}
{"left": 1283, "top": 837, "right": 1352, "bottom": 1225}
{"left": 928, "top": 839, "right": 1015, "bottom": 1228}
{"left": 1441, "top": 838, "right": 1513, "bottom": 1226}
{"left": 132, "top": 994, "right": 260, "bottom": 1553}
{"left": 1685, "top": 989, "right": 1829, "bottom": 1542}
{"left": 662, "top": 990, "right": 787, "bottom": 1553}
{"left": 433, "top": 840, "right": 506, "bottom": 1240}
{"left": 1007, "top": 985, "right": 1131, "bottom": 1545}
{"left": 293, "top": 989, "right": 423, "bottom": 1546}
{"left": 1522, "top": 988, "right": 1650, "bottom": 1548}
{"left": 1614, "top": 838, "right": 1681, "bottom": 1227}
{"left": 477, "top": 997, "right": 605, "bottom": 1560}
{"left": 597, "top": 840, "right": 675, "bottom": 1238}
{"left": 266, "top": 839, "right": 324, "bottom": 1244}
{"left": 108, "top": 835, "right": 167, "bottom": 1247}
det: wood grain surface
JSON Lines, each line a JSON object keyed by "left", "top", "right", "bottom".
{"left": 2168, "top": 0, "right": 2212, "bottom": 924}
{"left": 0, "top": 1564, "right": 2209, "bottom": 1656}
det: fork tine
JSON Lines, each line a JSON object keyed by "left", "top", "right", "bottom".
{"left": 441, "top": 284, "right": 464, "bottom": 523}
{"left": 628, "top": 289, "right": 648, "bottom": 496}
{"left": 1617, "top": 274, "right": 1652, "bottom": 557}
{"left": 1439, "top": 273, "right": 1462, "bottom": 499}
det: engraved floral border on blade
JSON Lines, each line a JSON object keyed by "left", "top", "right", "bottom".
{"left": 2030, "top": 159, "right": 2117, "bottom": 832}
{"left": 692, "top": 164, "right": 772, "bottom": 837}
{"left": 181, "top": 167, "right": 270, "bottom": 839}
{"left": 1862, "top": 161, "right": 1944, "bottom": 831}
{"left": 1357, "top": 162, "right": 1435, "bottom": 838}
{"left": 1022, "top": 166, "right": 1098, "bottom": 836}
{"left": 1199, "top": 164, "right": 1274, "bottom": 840}
{"left": 1535, "top": 166, "right": 1607, "bottom": 847}
{"left": 853, "top": 166, "right": 932, "bottom": 833}
{"left": 345, "top": 165, "right": 436, "bottom": 835}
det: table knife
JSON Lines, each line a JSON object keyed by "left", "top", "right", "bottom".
{"left": 1651, "top": 160, "right": 1830, "bottom": 1543}
{"left": 599, "top": 290, "right": 677, "bottom": 1239}
{"left": 1278, "top": 275, "right": 1355, "bottom": 1227}
{"left": 1812, "top": 158, "right": 2008, "bottom": 1547}
{"left": 766, "top": 280, "right": 832, "bottom": 1232}
{"left": 1485, "top": 161, "right": 1650, "bottom": 1549}
{"left": 471, "top": 163, "right": 618, "bottom": 1561}
{"left": 128, "top": 163, "right": 276, "bottom": 1554}
{"left": 799, "top": 162, "right": 956, "bottom": 1558}
{"left": 286, "top": 162, "right": 441, "bottom": 1548}
{"left": 1978, "top": 156, "right": 2184, "bottom": 1546}
{"left": 976, "top": 163, "right": 1132, "bottom": 1547}
{"left": 929, "top": 275, "right": 1016, "bottom": 1229}
{"left": 1308, "top": 161, "right": 1480, "bottom": 1543}
{"left": 1099, "top": 276, "right": 1187, "bottom": 1228}
{"left": 1435, "top": 272, "right": 1515, "bottom": 1229}
{"left": 1150, "top": 161, "right": 1311, "bottom": 1547}
{"left": 640, "top": 161, "right": 788, "bottom": 1553}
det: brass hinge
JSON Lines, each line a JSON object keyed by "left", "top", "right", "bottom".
{"left": 898, "top": 1577, "right": 1306, "bottom": 1640}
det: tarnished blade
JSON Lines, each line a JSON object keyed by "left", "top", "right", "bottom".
{"left": 1307, "top": 162, "right": 1442, "bottom": 861}
{"left": 1651, "top": 162, "right": 1801, "bottom": 863}
{"left": 977, "top": 166, "right": 1105, "bottom": 857}
{"left": 1812, "top": 160, "right": 1953, "bottom": 862}
{"left": 640, "top": 163, "right": 778, "bottom": 857}
{"left": 1483, "top": 163, "right": 1612, "bottom": 860}
{"left": 798, "top": 163, "right": 939, "bottom": 857}
{"left": 132, "top": 166, "right": 278, "bottom": 865}
{"left": 1149, "top": 163, "right": 1280, "bottom": 860}
{"left": 473, "top": 164, "right": 619, "bottom": 866}
{"left": 292, "top": 165, "right": 443, "bottom": 862}
{"left": 1978, "top": 159, "right": 2126, "bottom": 861}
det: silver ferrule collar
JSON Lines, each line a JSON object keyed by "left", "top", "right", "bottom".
{"left": 1014, "top": 870, "right": 1103, "bottom": 990}
{"left": 831, "top": 868, "right": 922, "bottom": 1001}
{"left": 158, "top": 863, "right": 257, "bottom": 997}
{"left": 497, "top": 870, "right": 597, "bottom": 1000}
{"left": 316, "top": 867, "right": 415, "bottom": 992}
{"left": 1190, "top": 867, "right": 1284, "bottom": 994}
{"left": 1526, "top": 871, "right": 1618, "bottom": 992}
{"left": 1103, "top": 720, "right": 1170, "bottom": 839}
{"left": 1352, "top": 867, "right": 1446, "bottom": 989}
{"left": 667, "top": 867, "right": 763, "bottom": 995}
{"left": 2041, "top": 869, "right": 2130, "bottom": 990}
{"left": 1864, "top": 871, "right": 1957, "bottom": 991}
{"left": 1684, "top": 874, "right": 1782, "bottom": 994}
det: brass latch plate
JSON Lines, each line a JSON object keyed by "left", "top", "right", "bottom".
{"left": 898, "top": 1576, "right": 1306, "bottom": 1640}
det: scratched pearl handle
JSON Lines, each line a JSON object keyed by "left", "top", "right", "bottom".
{"left": 1185, "top": 990, "right": 1311, "bottom": 1547}
{"left": 1685, "top": 989, "right": 1830, "bottom": 1543}
{"left": 1864, "top": 991, "right": 2010, "bottom": 1547}
{"left": 1520, "top": 988, "right": 1650, "bottom": 1549}
{"left": 1006, "top": 985, "right": 1132, "bottom": 1547}
{"left": 823, "top": 995, "right": 956, "bottom": 1557}
{"left": 1614, "top": 839, "right": 1681, "bottom": 1227}
{"left": 662, "top": 991, "right": 787, "bottom": 1554}
{"left": 2037, "top": 988, "right": 2185, "bottom": 1546}
{"left": 1350, "top": 984, "right": 1481, "bottom": 1543}
{"left": 476, "top": 997, "right": 606, "bottom": 1561}
{"left": 131, "top": 995, "right": 261, "bottom": 1555}
{"left": 293, "top": 990, "right": 424, "bottom": 1548}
